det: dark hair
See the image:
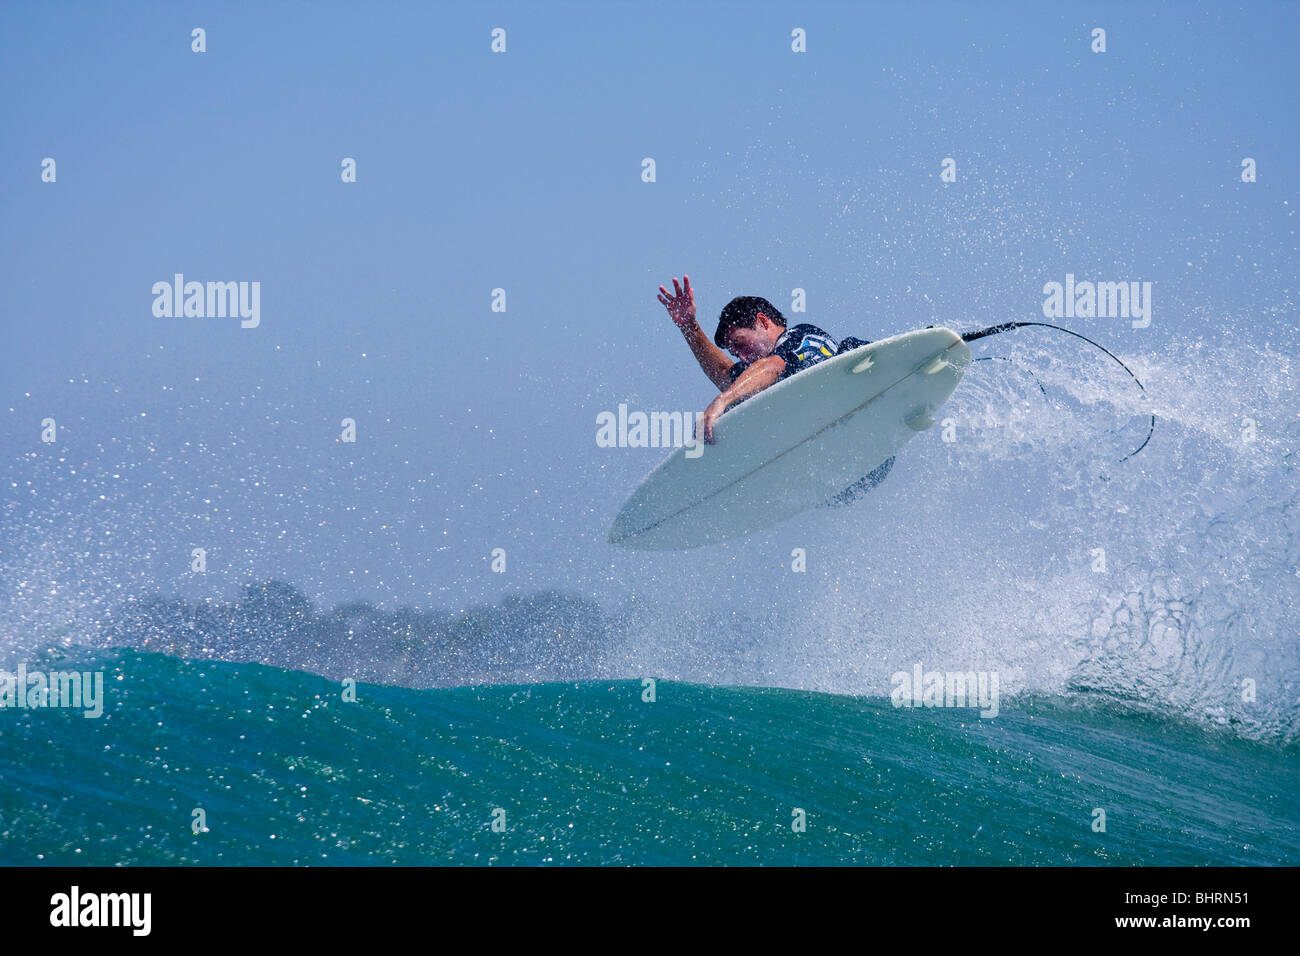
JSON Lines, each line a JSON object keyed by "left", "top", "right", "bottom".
{"left": 714, "top": 296, "right": 787, "bottom": 348}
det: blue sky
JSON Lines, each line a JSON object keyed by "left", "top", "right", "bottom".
{"left": 1, "top": 0, "right": 1296, "bottom": 617}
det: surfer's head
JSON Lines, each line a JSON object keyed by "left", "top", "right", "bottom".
{"left": 715, "top": 296, "right": 787, "bottom": 362}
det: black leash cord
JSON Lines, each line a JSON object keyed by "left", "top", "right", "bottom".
{"left": 957, "top": 321, "right": 1155, "bottom": 462}
{"left": 972, "top": 355, "right": 1048, "bottom": 397}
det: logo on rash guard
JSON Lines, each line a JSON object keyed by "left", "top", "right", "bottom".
{"left": 794, "top": 334, "right": 834, "bottom": 360}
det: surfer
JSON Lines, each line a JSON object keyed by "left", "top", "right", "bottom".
{"left": 657, "top": 274, "right": 893, "bottom": 503}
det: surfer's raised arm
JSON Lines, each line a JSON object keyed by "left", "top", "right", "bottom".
{"left": 658, "top": 275, "right": 734, "bottom": 392}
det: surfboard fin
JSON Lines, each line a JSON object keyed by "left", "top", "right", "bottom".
{"left": 904, "top": 407, "right": 936, "bottom": 431}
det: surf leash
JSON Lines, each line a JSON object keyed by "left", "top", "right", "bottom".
{"left": 971, "top": 355, "right": 1049, "bottom": 398}
{"left": 956, "top": 320, "right": 1155, "bottom": 462}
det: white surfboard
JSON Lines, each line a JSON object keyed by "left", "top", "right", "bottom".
{"left": 608, "top": 325, "right": 971, "bottom": 550}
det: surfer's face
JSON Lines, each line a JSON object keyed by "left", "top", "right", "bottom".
{"left": 725, "top": 314, "right": 783, "bottom": 363}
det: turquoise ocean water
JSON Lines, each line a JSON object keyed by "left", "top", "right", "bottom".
{"left": 1, "top": 649, "right": 1295, "bottom": 866}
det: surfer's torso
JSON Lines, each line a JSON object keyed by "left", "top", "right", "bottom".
{"left": 727, "top": 323, "right": 838, "bottom": 385}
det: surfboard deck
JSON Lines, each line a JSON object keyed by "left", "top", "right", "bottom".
{"left": 608, "top": 325, "right": 971, "bottom": 550}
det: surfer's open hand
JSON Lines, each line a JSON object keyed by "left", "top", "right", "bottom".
{"left": 658, "top": 275, "right": 697, "bottom": 330}
{"left": 696, "top": 396, "right": 726, "bottom": 444}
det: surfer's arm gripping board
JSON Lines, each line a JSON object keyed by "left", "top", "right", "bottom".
{"left": 695, "top": 355, "right": 785, "bottom": 444}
